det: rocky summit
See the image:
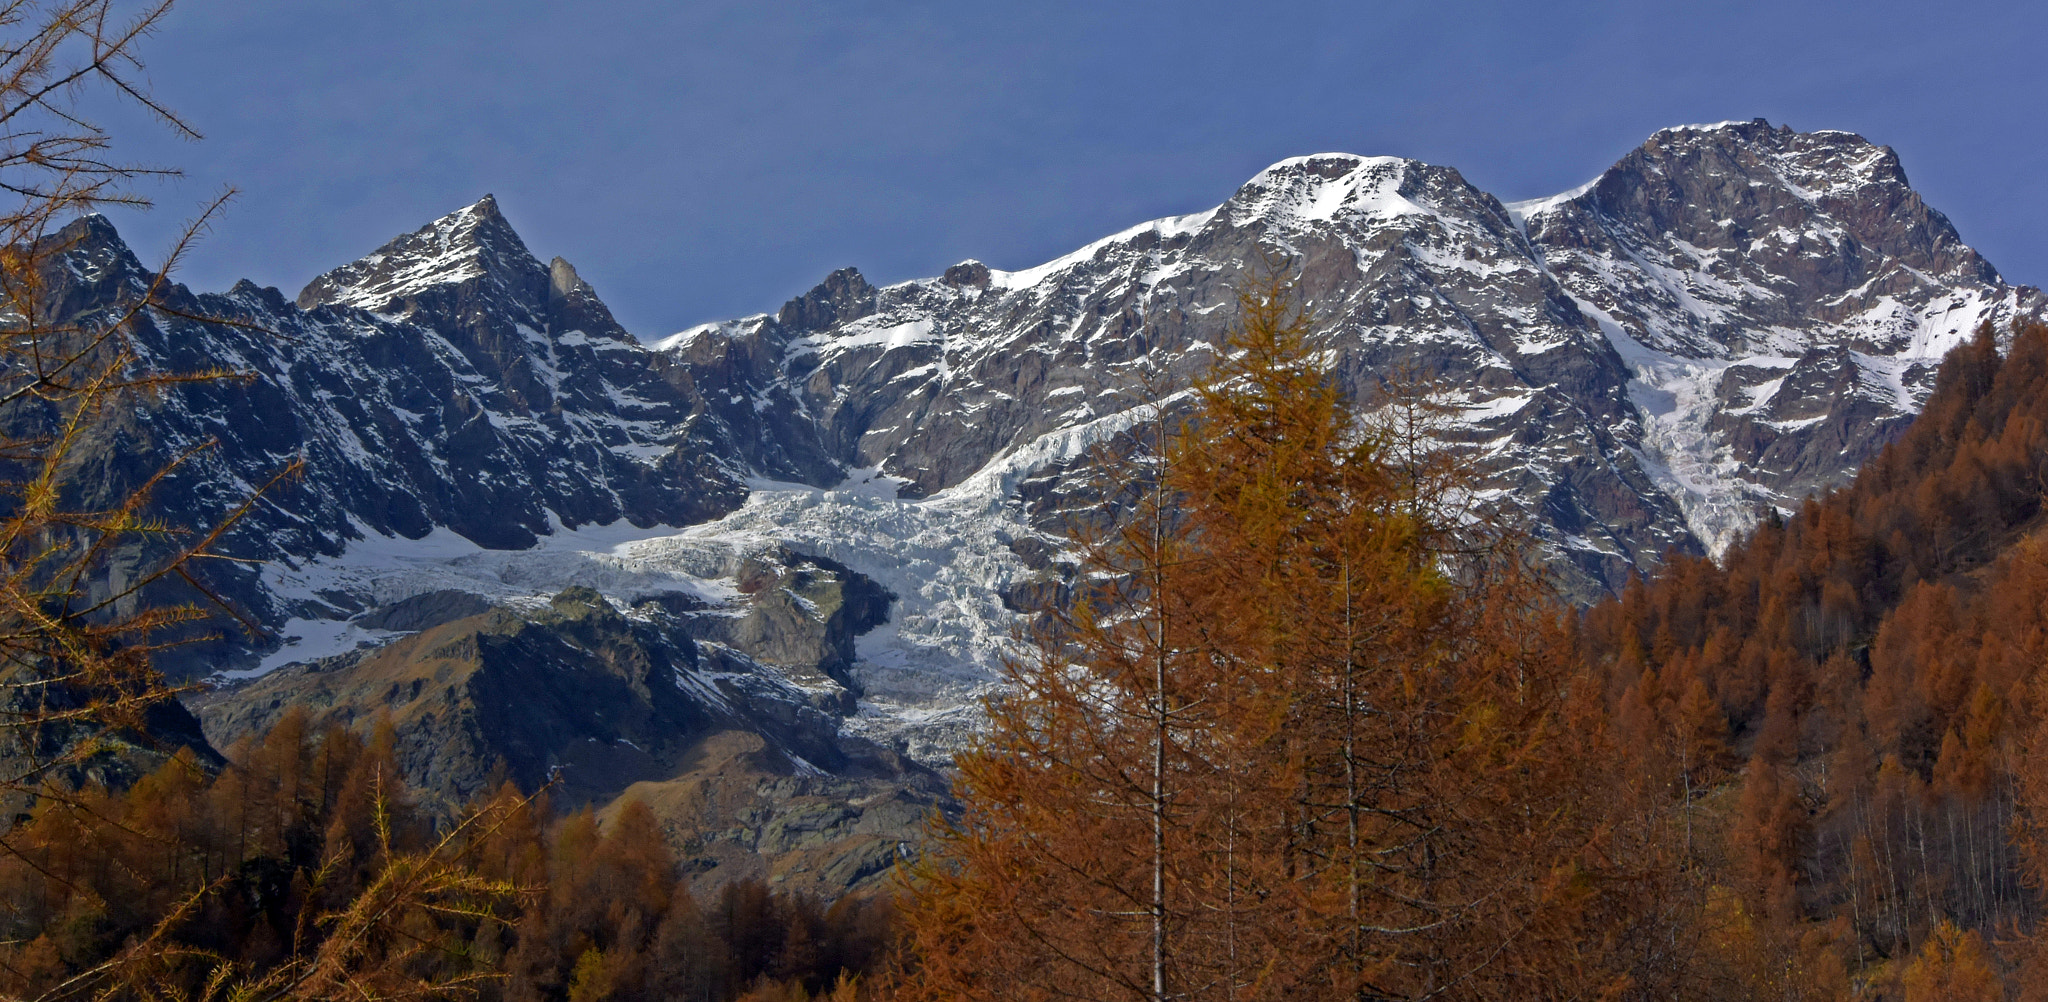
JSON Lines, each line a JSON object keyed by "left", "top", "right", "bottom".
{"left": 31, "top": 119, "right": 2036, "bottom": 891}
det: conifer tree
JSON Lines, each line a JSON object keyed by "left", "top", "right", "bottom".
{"left": 893, "top": 266, "right": 1648, "bottom": 1002}
{"left": 0, "top": 0, "right": 295, "bottom": 820}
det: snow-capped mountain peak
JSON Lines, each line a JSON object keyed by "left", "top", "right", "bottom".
{"left": 295, "top": 194, "right": 562, "bottom": 317}
{"left": 1225, "top": 153, "right": 1442, "bottom": 229}
{"left": 1513, "top": 119, "right": 2036, "bottom": 553}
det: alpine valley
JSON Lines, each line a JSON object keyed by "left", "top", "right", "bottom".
{"left": 46, "top": 119, "right": 2040, "bottom": 894}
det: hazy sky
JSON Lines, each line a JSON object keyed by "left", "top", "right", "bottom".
{"left": 86, "top": 0, "right": 2048, "bottom": 337}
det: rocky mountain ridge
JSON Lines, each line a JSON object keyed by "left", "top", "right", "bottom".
{"left": 671, "top": 121, "right": 2037, "bottom": 572}
{"left": 22, "top": 121, "right": 2038, "bottom": 891}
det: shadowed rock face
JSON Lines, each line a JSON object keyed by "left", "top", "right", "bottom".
{"left": 192, "top": 571, "right": 937, "bottom": 897}
{"left": 0, "top": 690, "right": 224, "bottom": 834}
{"left": 22, "top": 201, "right": 844, "bottom": 676}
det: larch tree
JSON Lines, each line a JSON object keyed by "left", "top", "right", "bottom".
{"left": 0, "top": 6, "right": 545, "bottom": 1001}
{"left": 0, "top": 0, "right": 291, "bottom": 818}
{"left": 892, "top": 267, "right": 1646, "bottom": 1002}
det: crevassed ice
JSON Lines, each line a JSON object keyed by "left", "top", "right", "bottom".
{"left": 245, "top": 402, "right": 1174, "bottom": 764}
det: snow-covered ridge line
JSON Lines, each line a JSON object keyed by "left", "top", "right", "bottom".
{"left": 638, "top": 119, "right": 2032, "bottom": 579}
{"left": 1504, "top": 178, "right": 1599, "bottom": 227}
{"left": 989, "top": 208, "right": 1219, "bottom": 290}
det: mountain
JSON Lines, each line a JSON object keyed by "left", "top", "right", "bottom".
{"left": 662, "top": 154, "right": 1682, "bottom": 596}
{"left": 1516, "top": 120, "right": 2036, "bottom": 552}
{"left": 23, "top": 119, "right": 2038, "bottom": 887}
{"left": 665, "top": 120, "right": 2037, "bottom": 582}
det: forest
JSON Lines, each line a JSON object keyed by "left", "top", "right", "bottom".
{"left": 0, "top": 714, "right": 896, "bottom": 1001}
{"left": 11, "top": 2, "right": 2048, "bottom": 1001}
{"left": 882, "top": 288, "right": 2048, "bottom": 1001}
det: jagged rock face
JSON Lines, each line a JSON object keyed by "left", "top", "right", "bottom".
{"left": 1528, "top": 122, "right": 2002, "bottom": 341}
{"left": 56, "top": 120, "right": 2027, "bottom": 640}
{"left": 26, "top": 201, "right": 853, "bottom": 663}
{"left": 1515, "top": 120, "right": 2042, "bottom": 551}
{"left": 657, "top": 122, "right": 2040, "bottom": 592}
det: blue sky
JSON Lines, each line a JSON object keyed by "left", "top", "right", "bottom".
{"left": 90, "top": 0, "right": 2048, "bottom": 337}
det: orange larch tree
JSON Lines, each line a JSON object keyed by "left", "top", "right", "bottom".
{"left": 892, "top": 268, "right": 1676, "bottom": 1002}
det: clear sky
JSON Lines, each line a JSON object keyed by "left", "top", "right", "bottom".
{"left": 86, "top": 0, "right": 2048, "bottom": 338}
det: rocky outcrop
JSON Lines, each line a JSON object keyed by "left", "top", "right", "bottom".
{"left": 600, "top": 730, "right": 942, "bottom": 898}
{"left": 192, "top": 564, "right": 932, "bottom": 896}
{"left": 0, "top": 690, "right": 222, "bottom": 831}
{"left": 196, "top": 551, "right": 896, "bottom": 803}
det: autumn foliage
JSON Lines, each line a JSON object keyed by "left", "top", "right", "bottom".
{"left": 0, "top": 706, "right": 896, "bottom": 1001}
{"left": 885, "top": 267, "right": 2048, "bottom": 999}
{"left": 1577, "top": 319, "right": 2048, "bottom": 997}
{"left": 890, "top": 274, "right": 1696, "bottom": 1001}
